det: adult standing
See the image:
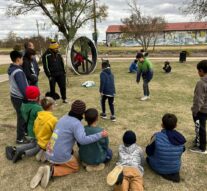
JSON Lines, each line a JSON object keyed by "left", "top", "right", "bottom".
{"left": 23, "top": 41, "right": 40, "bottom": 85}
{"left": 42, "top": 40, "right": 67, "bottom": 103}
{"left": 136, "top": 53, "right": 153, "bottom": 101}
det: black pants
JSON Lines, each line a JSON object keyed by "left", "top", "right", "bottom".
{"left": 193, "top": 112, "right": 207, "bottom": 151}
{"left": 101, "top": 95, "right": 115, "bottom": 116}
{"left": 11, "top": 97, "right": 27, "bottom": 141}
{"left": 49, "top": 75, "right": 66, "bottom": 100}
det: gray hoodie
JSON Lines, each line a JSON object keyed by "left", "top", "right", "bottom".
{"left": 192, "top": 75, "right": 207, "bottom": 116}
{"left": 116, "top": 144, "right": 144, "bottom": 176}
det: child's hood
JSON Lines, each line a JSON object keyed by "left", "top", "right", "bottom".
{"left": 8, "top": 64, "right": 21, "bottom": 75}
{"left": 122, "top": 143, "right": 139, "bottom": 154}
{"left": 103, "top": 68, "right": 112, "bottom": 75}
{"left": 201, "top": 75, "right": 207, "bottom": 83}
{"left": 165, "top": 130, "right": 186, "bottom": 146}
{"left": 36, "top": 111, "right": 54, "bottom": 124}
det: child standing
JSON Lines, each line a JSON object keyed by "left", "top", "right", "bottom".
{"left": 136, "top": 53, "right": 153, "bottom": 101}
{"left": 146, "top": 114, "right": 186, "bottom": 182}
{"left": 79, "top": 108, "right": 112, "bottom": 171}
{"left": 8, "top": 50, "right": 28, "bottom": 144}
{"left": 107, "top": 130, "right": 144, "bottom": 191}
{"left": 100, "top": 60, "right": 116, "bottom": 121}
{"left": 21, "top": 86, "right": 42, "bottom": 138}
{"left": 190, "top": 60, "right": 207, "bottom": 154}
{"left": 30, "top": 100, "right": 108, "bottom": 189}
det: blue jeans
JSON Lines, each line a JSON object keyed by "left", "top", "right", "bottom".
{"left": 104, "top": 148, "right": 113, "bottom": 163}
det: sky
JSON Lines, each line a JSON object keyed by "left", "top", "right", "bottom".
{"left": 0, "top": 0, "right": 197, "bottom": 42}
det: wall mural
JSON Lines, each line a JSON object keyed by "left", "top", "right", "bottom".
{"left": 106, "top": 30, "right": 207, "bottom": 46}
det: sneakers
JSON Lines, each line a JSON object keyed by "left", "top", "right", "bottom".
{"left": 100, "top": 113, "right": 107, "bottom": 119}
{"left": 36, "top": 149, "right": 46, "bottom": 162}
{"left": 41, "top": 166, "right": 51, "bottom": 188}
{"left": 140, "top": 96, "right": 149, "bottom": 101}
{"left": 86, "top": 163, "right": 105, "bottom": 172}
{"left": 110, "top": 116, "right": 116, "bottom": 122}
{"left": 190, "top": 146, "right": 207, "bottom": 154}
{"left": 12, "top": 150, "right": 25, "bottom": 163}
{"left": 107, "top": 165, "right": 123, "bottom": 186}
{"left": 62, "top": 99, "right": 68, "bottom": 103}
{"left": 16, "top": 137, "right": 30, "bottom": 144}
{"left": 5, "top": 146, "right": 16, "bottom": 160}
{"left": 30, "top": 166, "right": 44, "bottom": 189}
{"left": 30, "top": 166, "right": 51, "bottom": 189}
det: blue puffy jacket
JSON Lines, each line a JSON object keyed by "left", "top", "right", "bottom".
{"left": 147, "top": 130, "right": 185, "bottom": 174}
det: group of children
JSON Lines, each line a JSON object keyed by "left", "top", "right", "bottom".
{"left": 5, "top": 46, "right": 207, "bottom": 190}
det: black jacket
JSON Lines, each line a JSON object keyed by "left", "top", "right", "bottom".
{"left": 42, "top": 49, "right": 65, "bottom": 77}
{"left": 22, "top": 56, "right": 39, "bottom": 85}
{"left": 99, "top": 68, "right": 115, "bottom": 96}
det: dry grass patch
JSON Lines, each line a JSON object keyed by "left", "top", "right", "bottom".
{"left": 0, "top": 60, "right": 206, "bottom": 191}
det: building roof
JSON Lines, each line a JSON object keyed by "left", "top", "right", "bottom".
{"left": 106, "top": 22, "right": 207, "bottom": 33}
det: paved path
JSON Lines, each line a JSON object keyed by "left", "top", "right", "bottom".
{"left": 1, "top": 54, "right": 207, "bottom": 65}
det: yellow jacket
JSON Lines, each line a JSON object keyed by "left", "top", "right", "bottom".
{"left": 34, "top": 111, "right": 58, "bottom": 150}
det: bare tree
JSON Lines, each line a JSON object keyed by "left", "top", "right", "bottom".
{"left": 7, "top": 0, "right": 108, "bottom": 43}
{"left": 120, "top": 0, "right": 166, "bottom": 51}
{"left": 182, "top": 0, "right": 207, "bottom": 19}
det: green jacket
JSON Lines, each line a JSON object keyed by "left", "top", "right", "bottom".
{"left": 21, "top": 102, "right": 42, "bottom": 138}
{"left": 137, "top": 58, "right": 153, "bottom": 82}
{"left": 79, "top": 126, "right": 109, "bottom": 165}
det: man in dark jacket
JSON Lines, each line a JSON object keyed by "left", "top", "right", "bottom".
{"left": 23, "top": 48, "right": 39, "bottom": 85}
{"left": 99, "top": 60, "right": 116, "bottom": 122}
{"left": 23, "top": 41, "right": 40, "bottom": 85}
{"left": 42, "top": 40, "right": 67, "bottom": 103}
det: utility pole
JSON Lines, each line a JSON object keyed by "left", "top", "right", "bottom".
{"left": 93, "top": 0, "right": 97, "bottom": 47}
{"left": 36, "top": 20, "right": 42, "bottom": 57}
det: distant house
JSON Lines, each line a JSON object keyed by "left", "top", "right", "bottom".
{"left": 106, "top": 22, "right": 207, "bottom": 46}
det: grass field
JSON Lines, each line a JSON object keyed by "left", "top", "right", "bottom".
{"left": 0, "top": 60, "right": 206, "bottom": 191}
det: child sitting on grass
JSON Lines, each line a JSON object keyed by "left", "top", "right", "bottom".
{"left": 21, "top": 86, "right": 42, "bottom": 139}
{"left": 129, "top": 59, "right": 138, "bottom": 73}
{"left": 30, "top": 100, "right": 108, "bottom": 189}
{"left": 79, "top": 108, "right": 112, "bottom": 172}
{"left": 34, "top": 97, "right": 58, "bottom": 162}
{"left": 5, "top": 96, "right": 57, "bottom": 163}
{"left": 107, "top": 130, "right": 144, "bottom": 191}
{"left": 146, "top": 113, "right": 186, "bottom": 182}
{"left": 163, "top": 61, "right": 172, "bottom": 73}
{"left": 5, "top": 86, "right": 42, "bottom": 163}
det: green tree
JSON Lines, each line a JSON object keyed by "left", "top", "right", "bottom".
{"left": 120, "top": 0, "right": 166, "bottom": 51}
{"left": 7, "top": 0, "right": 108, "bottom": 43}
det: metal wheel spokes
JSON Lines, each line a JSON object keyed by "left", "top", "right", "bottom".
{"left": 70, "top": 36, "right": 97, "bottom": 75}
